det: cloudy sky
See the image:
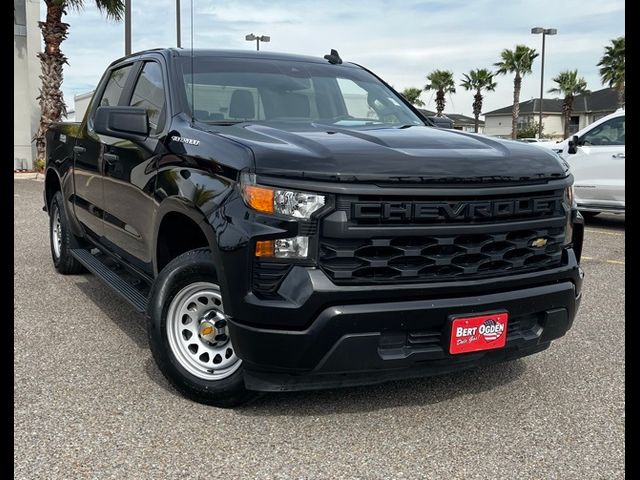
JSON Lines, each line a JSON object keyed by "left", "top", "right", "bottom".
{"left": 50, "top": 0, "right": 624, "bottom": 117}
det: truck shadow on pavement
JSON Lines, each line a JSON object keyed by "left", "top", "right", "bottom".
{"left": 74, "top": 275, "right": 148, "bottom": 349}
{"left": 584, "top": 213, "right": 624, "bottom": 231}
{"left": 235, "top": 360, "right": 527, "bottom": 415}
{"left": 74, "top": 270, "right": 528, "bottom": 414}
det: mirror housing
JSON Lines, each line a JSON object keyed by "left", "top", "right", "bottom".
{"left": 567, "top": 135, "right": 579, "bottom": 154}
{"left": 94, "top": 106, "right": 148, "bottom": 141}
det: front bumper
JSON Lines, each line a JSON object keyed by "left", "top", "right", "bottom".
{"left": 228, "top": 260, "right": 583, "bottom": 392}
{"left": 214, "top": 187, "right": 584, "bottom": 392}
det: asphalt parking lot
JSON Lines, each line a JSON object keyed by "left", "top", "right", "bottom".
{"left": 14, "top": 178, "right": 624, "bottom": 479}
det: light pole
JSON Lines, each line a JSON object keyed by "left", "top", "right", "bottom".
{"left": 245, "top": 33, "right": 270, "bottom": 51}
{"left": 124, "top": 0, "right": 131, "bottom": 55}
{"left": 176, "top": 0, "right": 181, "bottom": 48}
{"left": 531, "top": 27, "right": 557, "bottom": 139}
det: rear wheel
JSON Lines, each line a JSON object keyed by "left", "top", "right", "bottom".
{"left": 147, "top": 248, "right": 256, "bottom": 407}
{"left": 49, "top": 191, "right": 86, "bottom": 274}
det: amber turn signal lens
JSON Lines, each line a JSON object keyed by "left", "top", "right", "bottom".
{"left": 255, "top": 240, "right": 275, "bottom": 257}
{"left": 243, "top": 185, "right": 274, "bottom": 214}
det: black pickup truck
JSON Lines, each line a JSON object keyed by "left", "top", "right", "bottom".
{"left": 44, "top": 48, "right": 584, "bottom": 407}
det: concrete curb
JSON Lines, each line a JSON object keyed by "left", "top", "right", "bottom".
{"left": 14, "top": 172, "right": 43, "bottom": 180}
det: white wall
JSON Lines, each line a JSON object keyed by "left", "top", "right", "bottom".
{"left": 484, "top": 113, "right": 564, "bottom": 139}
{"left": 13, "top": 0, "right": 41, "bottom": 169}
{"left": 483, "top": 115, "right": 512, "bottom": 138}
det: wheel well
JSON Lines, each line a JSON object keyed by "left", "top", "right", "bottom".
{"left": 156, "top": 212, "right": 209, "bottom": 272}
{"left": 45, "top": 170, "right": 61, "bottom": 210}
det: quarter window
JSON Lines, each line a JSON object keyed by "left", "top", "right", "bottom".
{"left": 99, "top": 65, "right": 133, "bottom": 108}
{"left": 129, "top": 62, "right": 166, "bottom": 134}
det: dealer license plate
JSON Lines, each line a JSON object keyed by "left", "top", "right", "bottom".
{"left": 449, "top": 312, "right": 509, "bottom": 354}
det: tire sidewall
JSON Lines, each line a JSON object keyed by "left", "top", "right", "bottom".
{"left": 147, "top": 250, "right": 248, "bottom": 405}
{"left": 49, "top": 192, "right": 73, "bottom": 269}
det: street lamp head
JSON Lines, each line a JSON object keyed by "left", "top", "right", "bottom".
{"left": 259, "top": 35, "right": 271, "bottom": 42}
{"left": 531, "top": 27, "right": 544, "bottom": 34}
{"left": 544, "top": 28, "right": 558, "bottom": 35}
{"left": 245, "top": 33, "right": 256, "bottom": 41}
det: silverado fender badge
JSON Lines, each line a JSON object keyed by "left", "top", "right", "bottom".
{"left": 531, "top": 238, "right": 548, "bottom": 248}
{"left": 171, "top": 136, "right": 200, "bottom": 146}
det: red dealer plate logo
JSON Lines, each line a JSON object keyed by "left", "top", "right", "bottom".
{"left": 449, "top": 312, "right": 509, "bottom": 354}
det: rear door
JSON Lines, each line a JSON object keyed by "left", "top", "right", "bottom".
{"left": 100, "top": 59, "right": 169, "bottom": 275}
{"left": 73, "top": 63, "right": 135, "bottom": 240}
{"left": 568, "top": 114, "right": 625, "bottom": 206}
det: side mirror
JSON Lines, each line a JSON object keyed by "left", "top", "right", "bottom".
{"left": 94, "top": 106, "right": 148, "bottom": 142}
{"left": 567, "top": 135, "right": 579, "bottom": 154}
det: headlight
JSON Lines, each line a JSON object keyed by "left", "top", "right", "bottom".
{"left": 564, "top": 185, "right": 575, "bottom": 207}
{"left": 564, "top": 186, "right": 575, "bottom": 245}
{"left": 241, "top": 174, "right": 325, "bottom": 219}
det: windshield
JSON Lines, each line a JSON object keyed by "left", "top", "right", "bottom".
{"left": 177, "top": 57, "right": 424, "bottom": 128}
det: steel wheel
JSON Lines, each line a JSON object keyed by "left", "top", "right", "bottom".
{"left": 166, "top": 282, "right": 241, "bottom": 380}
{"left": 51, "top": 205, "right": 62, "bottom": 260}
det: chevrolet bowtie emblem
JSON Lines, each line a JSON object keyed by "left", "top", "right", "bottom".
{"left": 531, "top": 238, "right": 548, "bottom": 248}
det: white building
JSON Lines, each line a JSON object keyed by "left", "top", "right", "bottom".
{"left": 14, "top": 0, "right": 41, "bottom": 170}
{"left": 483, "top": 88, "right": 622, "bottom": 140}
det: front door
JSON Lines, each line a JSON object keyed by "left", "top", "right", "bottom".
{"left": 568, "top": 115, "right": 625, "bottom": 207}
{"left": 101, "top": 60, "right": 168, "bottom": 275}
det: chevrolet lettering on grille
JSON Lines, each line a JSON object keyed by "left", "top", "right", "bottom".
{"left": 351, "top": 197, "right": 560, "bottom": 221}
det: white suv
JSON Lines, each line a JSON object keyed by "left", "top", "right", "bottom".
{"left": 554, "top": 109, "right": 625, "bottom": 217}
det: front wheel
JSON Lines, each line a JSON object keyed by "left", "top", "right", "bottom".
{"left": 146, "top": 248, "right": 256, "bottom": 407}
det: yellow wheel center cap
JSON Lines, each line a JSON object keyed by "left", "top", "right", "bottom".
{"left": 199, "top": 321, "right": 216, "bottom": 340}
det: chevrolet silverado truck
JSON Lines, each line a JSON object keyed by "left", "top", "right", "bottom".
{"left": 44, "top": 48, "right": 584, "bottom": 407}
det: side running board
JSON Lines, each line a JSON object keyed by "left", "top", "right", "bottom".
{"left": 70, "top": 248, "right": 149, "bottom": 313}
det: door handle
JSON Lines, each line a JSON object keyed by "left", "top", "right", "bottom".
{"left": 612, "top": 153, "right": 625, "bottom": 159}
{"left": 104, "top": 153, "right": 119, "bottom": 164}
{"left": 73, "top": 145, "right": 86, "bottom": 155}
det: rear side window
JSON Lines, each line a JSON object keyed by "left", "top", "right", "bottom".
{"left": 129, "top": 62, "right": 166, "bottom": 134}
{"left": 99, "top": 65, "right": 133, "bottom": 107}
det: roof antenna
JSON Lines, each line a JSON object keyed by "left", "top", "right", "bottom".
{"left": 324, "top": 49, "right": 342, "bottom": 65}
{"left": 190, "top": 0, "right": 194, "bottom": 126}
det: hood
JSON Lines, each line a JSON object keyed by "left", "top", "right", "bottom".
{"left": 214, "top": 123, "right": 569, "bottom": 184}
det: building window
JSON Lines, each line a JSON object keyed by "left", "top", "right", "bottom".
{"left": 14, "top": 0, "right": 27, "bottom": 36}
{"left": 568, "top": 116, "right": 580, "bottom": 135}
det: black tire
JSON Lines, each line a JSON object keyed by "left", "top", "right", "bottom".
{"left": 146, "top": 248, "right": 256, "bottom": 408}
{"left": 580, "top": 211, "right": 600, "bottom": 219}
{"left": 49, "top": 191, "right": 86, "bottom": 274}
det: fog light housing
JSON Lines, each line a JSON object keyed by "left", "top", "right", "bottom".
{"left": 255, "top": 236, "right": 309, "bottom": 258}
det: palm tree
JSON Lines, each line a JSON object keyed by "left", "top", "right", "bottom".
{"left": 34, "top": 0, "right": 124, "bottom": 165}
{"left": 460, "top": 69, "right": 497, "bottom": 133}
{"left": 494, "top": 45, "right": 539, "bottom": 139}
{"left": 400, "top": 87, "right": 425, "bottom": 107}
{"left": 548, "top": 70, "right": 589, "bottom": 139}
{"left": 597, "top": 36, "right": 625, "bottom": 108}
{"left": 424, "top": 70, "right": 455, "bottom": 116}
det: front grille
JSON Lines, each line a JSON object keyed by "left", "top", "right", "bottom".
{"left": 319, "top": 189, "right": 567, "bottom": 285}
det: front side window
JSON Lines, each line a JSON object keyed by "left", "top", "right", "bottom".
{"left": 582, "top": 116, "right": 625, "bottom": 146}
{"left": 178, "top": 57, "right": 424, "bottom": 128}
{"left": 129, "top": 62, "right": 166, "bottom": 134}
